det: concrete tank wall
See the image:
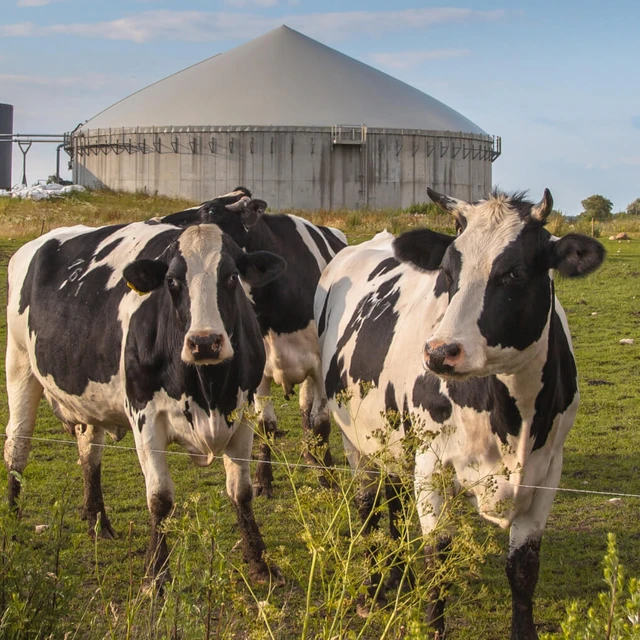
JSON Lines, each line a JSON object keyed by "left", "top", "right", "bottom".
{"left": 0, "top": 104, "right": 13, "bottom": 190}
{"left": 71, "top": 126, "right": 496, "bottom": 209}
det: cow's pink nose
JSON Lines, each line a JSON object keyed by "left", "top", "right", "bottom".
{"left": 424, "top": 340, "right": 463, "bottom": 373}
{"left": 187, "top": 333, "right": 224, "bottom": 360}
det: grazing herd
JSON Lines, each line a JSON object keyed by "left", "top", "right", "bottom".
{"left": 4, "top": 186, "right": 605, "bottom": 638}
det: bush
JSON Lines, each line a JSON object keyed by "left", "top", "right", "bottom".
{"left": 542, "top": 533, "right": 640, "bottom": 640}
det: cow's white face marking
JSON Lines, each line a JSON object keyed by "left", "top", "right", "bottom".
{"left": 427, "top": 196, "right": 546, "bottom": 377}
{"left": 178, "top": 225, "right": 234, "bottom": 364}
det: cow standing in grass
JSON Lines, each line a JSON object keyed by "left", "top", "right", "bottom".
{"left": 5, "top": 216, "right": 285, "bottom": 583}
{"left": 314, "top": 188, "right": 605, "bottom": 639}
{"left": 162, "top": 188, "right": 348, "bottom": 496}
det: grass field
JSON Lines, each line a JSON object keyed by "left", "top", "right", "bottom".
{"left": 0, "top": 191, "right": 638, "bottom": 639}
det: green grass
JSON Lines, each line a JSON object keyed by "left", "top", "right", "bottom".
{"left": 0, "top": 191, "right": 639, "bottom": 638}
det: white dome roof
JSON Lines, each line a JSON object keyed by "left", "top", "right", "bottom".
{"left": 82, "top": 26, "right": 485, "bottom": 134}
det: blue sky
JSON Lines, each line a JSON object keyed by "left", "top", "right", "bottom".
{"left": 1, "top": 0, "right": 638, "bottom": 215}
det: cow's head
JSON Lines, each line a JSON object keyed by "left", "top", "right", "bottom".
{"left": 197, "top": 188, "right": 267, "bottom": 247}
{"left": 123, "top": 225, "right": 285, "bottom": 365}
{"left": 394, "top": 188, "right": 605, "bottom": 378}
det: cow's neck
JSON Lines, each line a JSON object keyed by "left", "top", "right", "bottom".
{"left": 494, "top": 290, "right": 573, "bottom": 457}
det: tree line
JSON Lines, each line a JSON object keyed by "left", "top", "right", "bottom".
{"left": 579, "top": 195, "right": 640, "bottom": 220}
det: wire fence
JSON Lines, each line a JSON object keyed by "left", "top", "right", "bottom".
{"left": 2, "top": 431, "right": 640, "bottom": 500}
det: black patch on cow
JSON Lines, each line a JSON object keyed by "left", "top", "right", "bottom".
{"left": 402, "top": 395, "right": 412, "bottom": 434}
{"left": 434, "top": 270, "right": 448, "bottom": 298}
{"left": 137, "top": 414, "right": 146, "bottom": 433}
{"left": 18, "top": 224, "right": 134, "bottom": 396}
{"left": 306, "top": 224, "right": 334, "bottom": 264}
{"left": 440, "top": 245, "right": 462, "bottom": 299}
{"left": 325, "top": 352, "right": 348, "bottom": 403}
{"left": 348, "top": 275, "right": 401, "bottom": 387}
{"left": 160, "top": 207, "right": 205, "bottom": 228}
{"left": 531, "top": 305, "right": 578, "bottom": 450}
{"left": 243, "top": 215, "right": 346, "bottom": 335}
{"left": 318, "top": 226, "right": 347, "bottom": 254}
{"left": 447, "top": 376, "right": 521, "bottom": 444}
{"left": 183, "top": 402, "right": 194, "bottom": 427}
{"left": 393, "top": 229, "right": 455, "bottom": 272}
{"left": 94, "top": 238, "right": 124, "bottom": 262}
{"left": 412, "top": 374, "right": 452, "bottom": 424}
{"left": 325, "top": 275, "right": 401, "bottom": 400}
{"left": 368, "top": 257, "right": 400, "bottom": 281}
{"left": 477, "top": 226, "right": 552, "bottom": 350}
{"left": 384, "top": 381, "right": 400, "bottom": 429}
{"left": 317, "top": 286, "right": 330, "bottom": 337}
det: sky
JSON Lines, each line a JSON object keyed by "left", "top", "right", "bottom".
{"left": 1, "top": 0, "right": 638, "bottom": 215}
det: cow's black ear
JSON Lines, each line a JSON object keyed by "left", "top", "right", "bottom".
{"left": 123, "top": 259, "right": 168, "bottom": 294}
{"left": 236, "top": 251, "right": 286, "bottom": 287}
{"left": 241, "top": 199, "right": 266, "bottom": 228}
{"left": 550, "top": 234, "right": 605, "bottom": 278}
{"left": 393, "top": 229, "right": 455, "bottom": 271}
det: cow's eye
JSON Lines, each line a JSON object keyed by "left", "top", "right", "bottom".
{"left": 228, "top": 272, "right": 240, "bottom": 288}
{"left": 166, "top": 276, "right": 180, "bottom": 291}
{"left": 502, "top": 268, "right": 526, "bottom": 284}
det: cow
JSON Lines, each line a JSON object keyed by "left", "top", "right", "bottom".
{"left": 5, "top": 214, "right": 286, "bottom": 584}
{"left": 161, "top": 188, "right": 348, "bottom": 496}
{"left": 314, "top": 188, "right": 605, "bottom": 639}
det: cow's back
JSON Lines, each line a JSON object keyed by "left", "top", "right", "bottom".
{"left": 7, "top": 222, "right": 181, "bottom": 428}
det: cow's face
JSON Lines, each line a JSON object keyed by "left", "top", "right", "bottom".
{"left": 123, "top": 225, "right": 285, "bottom": 366}
{"left": 394, "top": 189, "right": 605, "bottom": 378}
{"left": 198, "top": 194, "right": 267, "bottom": 248}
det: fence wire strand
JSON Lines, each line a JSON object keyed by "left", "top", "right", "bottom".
{"left": 2, "top": 432, "right": 640, "bottom": 500}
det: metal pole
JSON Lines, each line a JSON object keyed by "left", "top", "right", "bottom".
{"left": 18, "top": 140, "right": 33, "bottom": 186}
{"left": 56, "top": 143, "right": 65, "bottom": 181}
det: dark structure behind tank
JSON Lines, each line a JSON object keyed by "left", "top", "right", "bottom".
{"left": 0, "top": 104, "right": 13, "bottom": 190}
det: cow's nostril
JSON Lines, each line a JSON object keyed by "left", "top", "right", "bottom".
{"left": 444, "top": 343, "right": 461, "bottom": 358}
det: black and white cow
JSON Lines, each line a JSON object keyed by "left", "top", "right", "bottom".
{"left": 5, "top": 216, "right": 285, "bottom": 583}
{"left": 314, "top": 189, "right": 605, "bottom": 639}
{"left": 161, "top": 188, "right": 348, "bottom": 496}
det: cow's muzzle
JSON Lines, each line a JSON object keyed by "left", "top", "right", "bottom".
{"left": 186, "top": 332, "right": 227, "bottom": 362}
{"left": 424, "top": 340, "right": 463, "bottom": 375}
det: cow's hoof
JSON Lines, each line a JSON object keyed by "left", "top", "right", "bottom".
{"left": 87, "top": 514, "right": 118, "bottom": 540}
{"left": 89, "top": 524, "right": 117, "bottom": 540}
{"left": 142, "top": 569, "right": 172, "bottom": 596}
{"left": 250, "top": 563, "right": 285, "bottom": 586}
{"left": 356, "top": 591, "right": 386, "bottom": 618}
{"left": 318, "top": 473, "right": 339, "bottom": 492}
{"left": 253, "top": 482, "right": 274, "bottom": 499}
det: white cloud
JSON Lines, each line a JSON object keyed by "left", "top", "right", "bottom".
{"left": 371, "top": 49, "right": 470, "bottom": 71}
{"left": 0, "top": 73, "right": 110, "bottom": 90}
{"left": 224, "top": 0, "right": 278, "bottom": 7}
{"left": 1, "top": 8, "right": 505, "bottom": 43}
{"left": 0, "top": 22, "right": 35, "bottom": 37}
{"left": 17, "top": 0, "right": 64, "bottom": 6}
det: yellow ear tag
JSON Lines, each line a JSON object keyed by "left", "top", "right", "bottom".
{"left": 126, "top": 281, "right": 149, "bottom": 296}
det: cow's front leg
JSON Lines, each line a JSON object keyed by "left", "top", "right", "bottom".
{"left": 75, "top": 424, "right": 116, "bottom": 539}
{"left": 385, "top": 477, "right": 415, "bottom": 591}
{"left": 225, "top": 420, "right": 281, "bottom": 584}
{"left": 506, "top": 453, "right": 563, "bottom": 640}
{"left": 300, "top": 373, "right": 335, "bottom": 489}
{"left": 506, "top": 536, "right": 541, "bottom": 640}
{"left": 415, "top": 448, "right": 451, "bottom": 639}
{"left": 133, "top": 420, "right": 174, "bottom": 586}
{"left": 4, "top": 340, "right": 43, "bottom": 511}
{"left": 253, "top": 375, "right": 277, "bottom": 497}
